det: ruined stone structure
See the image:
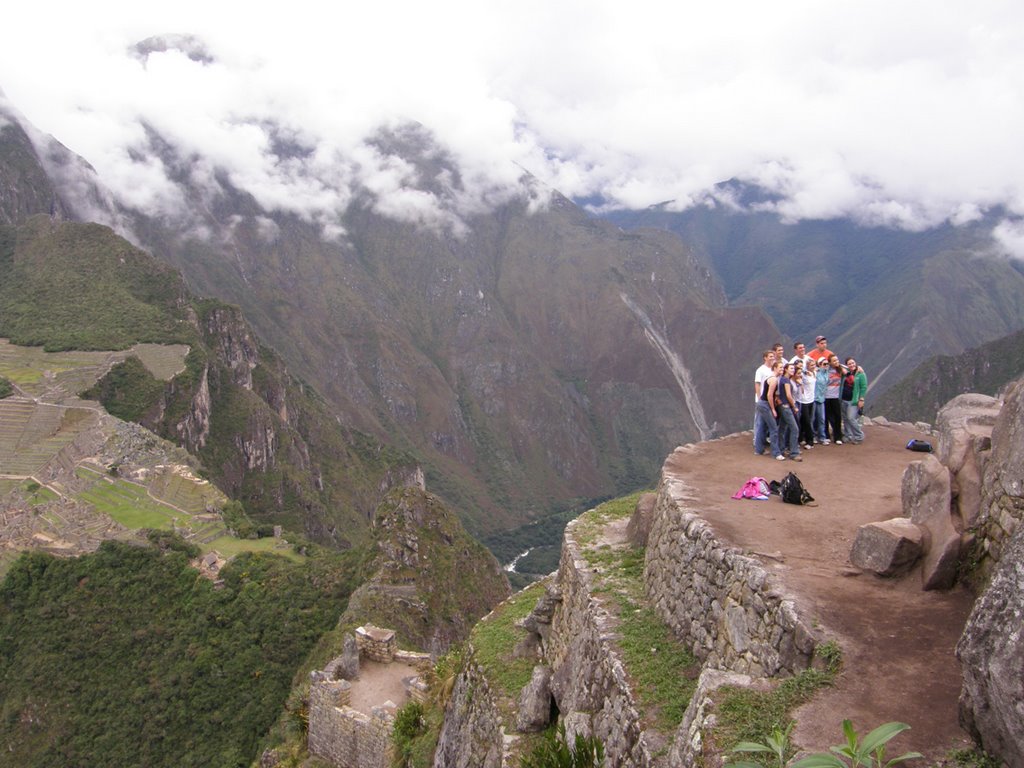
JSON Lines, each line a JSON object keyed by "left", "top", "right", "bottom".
{"left": 434, "top": 445, "right": 822, "bottom": 768}
{"left": 306, "top": 625, "right": 431, "bottom": 768}
{"left": 644, "top": 461, "right": 819, "bottom": 677}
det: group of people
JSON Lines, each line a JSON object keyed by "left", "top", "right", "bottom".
{"left": 753, "top": 335, "right": 868, "bottom": 461}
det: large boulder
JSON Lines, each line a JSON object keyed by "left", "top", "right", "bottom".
{"left": 936, "top": 394, "right": 1000, "bottom": 530}
{"left": 850, "top": 519, "right": 924, "bottom": 577}
{"left": 516, "top": 665, "right": 554, "bottom": 732}
{"left": 902, "top": 454, "right": 960, "bottom": 590}
{"left": 626, "top": 492, "right": 657, "bottom": 548}
{"left": 957, "top": 522, "right": 1024, "bottom": 767}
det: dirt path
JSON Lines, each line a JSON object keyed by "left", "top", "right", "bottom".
{"left": 662, "top": 421, "right": 977, "bottom": 762}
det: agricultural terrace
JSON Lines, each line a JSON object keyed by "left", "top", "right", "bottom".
{"left": 0, "top": 399, "right": 97, "bottom": 476}
{"left": 0, "top": 338, "right": 188, "bottom": 401}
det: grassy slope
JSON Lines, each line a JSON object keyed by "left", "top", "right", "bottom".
{"left": 0, "top": 218, "right": 194, "bottom": 351}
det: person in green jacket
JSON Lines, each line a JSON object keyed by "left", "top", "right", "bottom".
{"left": 841, "top": 357, "right": 868, "bottom": 443}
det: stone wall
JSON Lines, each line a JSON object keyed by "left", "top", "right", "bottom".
{"left": 644, "top": 458, "right": 820, "bottom": 677}
{"left": 356, "top": 625, "right": 397, "bottom": 663}
{"left": 974, "top": 379, "right": 1024, "bottom": 571}
{"left": 543, "top": 518, "right": 665, "bottom": 767}
{"left": 307, "top": 673, "right": 396, "bottom": 768}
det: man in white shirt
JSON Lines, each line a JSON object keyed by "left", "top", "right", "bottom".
{"left": 753, "top": 350, "right": 775, "bottom": 452}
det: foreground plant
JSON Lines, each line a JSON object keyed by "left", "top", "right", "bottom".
{"left": 791, "top": 720, "right": 922, "bottom": 768}
{"left": 520, "top": 723, "right": 605, "bottom": 768}
{"left": 728, "top": 722, "right": 794, "bottom": 767}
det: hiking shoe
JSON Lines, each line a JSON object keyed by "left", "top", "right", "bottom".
{"left": 835, "top": 440, "right": 843, "bottom": 445}
{"left": 775, "top": 455, "right": 786, "bottom": 461}
{"left": 822, "top": 439, "right": 830, "bottom": 445}
{"left": 790, "top": 455, "right": 803, "bottom": 462}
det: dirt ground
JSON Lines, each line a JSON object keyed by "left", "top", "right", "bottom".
{"left": 347, "top": 659, "right": 419, "bottom": 713}
{"left": 662, "top": 421, "right": 978, "bottom": 763}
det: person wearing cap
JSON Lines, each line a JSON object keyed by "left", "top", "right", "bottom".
{"left": 807, "top": 335, "right": 834, "bottom": 367}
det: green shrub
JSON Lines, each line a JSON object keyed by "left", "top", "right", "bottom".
{"left": 520, "top": 724, "right": 605, "bottom": 768}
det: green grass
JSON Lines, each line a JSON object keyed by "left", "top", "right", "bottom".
{"left": 712, "top": 644, "right": 842, "bottom": 764}
{"left": 20, "top": 480, "right": 58, "bottom": 505}
{"left": 74, "top": 467, "right": 183, "bottom": 529}
{"left": 470, "top": 581, "right": 548, "bottom": 702}
{"left": 204, "top": 535, "right": 304, "bottom": 562}
{"left": 575, "top": 494, "right": 699, "bottom": 734}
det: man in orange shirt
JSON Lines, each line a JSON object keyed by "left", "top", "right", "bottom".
{"left": 807, "top": 335, "right": 834, "bottom": 367}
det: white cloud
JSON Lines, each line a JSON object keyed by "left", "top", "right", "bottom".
{"left": 992, "top": 218, "right": 1024, "bottom": 260}
{"left": 2, "top": 0, "right": 1024, "bottom": 234}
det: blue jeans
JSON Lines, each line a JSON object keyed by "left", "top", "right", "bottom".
{"left": 753, "top": 405, "right": 770, "bottom": 452}
{"left": 843, "top": 400, "right": 864, "bottom": 443}
{"left": 755, "top": 401, "right": 781, "bottom": 457}
{"left": 813, "top": 401, "right": 826, "bottom": 441}
{"left": 779, "top": 405, "right": 801, "bottom": 456}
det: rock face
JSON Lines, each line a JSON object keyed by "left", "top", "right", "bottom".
{"left": 850, "top": 519, "right": 924, "bottom": 577}
{"left": 951, "top": 377, "right": 1024, "bottom": 768}
{"left": 902, "top": 453, "right": 960, "bottom": 590}
{"left": 935, "top": 393, "right": 1000, "bottom": 531}
{"left": 515, "top": 665, "right": 554, "bottom": 733}
{"left": 343, "top": 487, "right": 511, "bottom": 655}
{"left": 432, "top": 661, "right": 503, "bottom": 768}
{"left": 974, "top": 378, "right": 1024, "bottom": 571}
{"left": 625, "top": 492, "right": 657, "bottom": 547}
{"left": 957, "top": 522, "right": 1024, "bottom": 767}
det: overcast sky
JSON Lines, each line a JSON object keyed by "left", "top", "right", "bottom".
{"left": 2, "top": 0, "right": 1024, "bottom": 254}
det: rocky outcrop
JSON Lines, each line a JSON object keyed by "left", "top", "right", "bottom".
{"left": 433, "top": 661, "right": 504, "bottom": 768}
{"left": 951, "top": 377, "right": 1024, "bottom": 767}
{"left": 936, "top": 394, "right": 1000, "bottom": 531}
{"left": 170, "top": 361, "right": 211, "bottom": 453}
{"left": 957, "top": 521, "right": 1024, "bottom": 766}
{"left": 203, "top": 305, "right": 259, "bottom": 391}
{"left": 902, "top": 454, "right": 959, "bottom": 590}
{"left": 973, "top": 378, "right": 1024, "bottom": 571}
{"left": 342, "top": 487, "right": 510, "bottom": 655}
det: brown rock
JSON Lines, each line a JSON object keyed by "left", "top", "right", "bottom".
{"left": 957, "top": 521, "right": 1024, "bottom": 767}
{"left": 516, "top": 665, "right": 554, "bottom": 732}
{"left": 902, "top": 454, "right": 960, "bottom": 590}
{"left": 626, "top": 492, "right": 657, "bottom": 547}
{"left": 849, "top": 519, "right": 924, "bottom": 577}
{"left": 936, "top": 394, "right": 1000, "bottom": 530}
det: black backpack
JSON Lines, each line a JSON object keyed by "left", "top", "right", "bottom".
{"left": 780, "top": 472, "right": 814, "bottom": 505}
{"left": 906, "top": 439, "right": 933, "bottom": 453}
